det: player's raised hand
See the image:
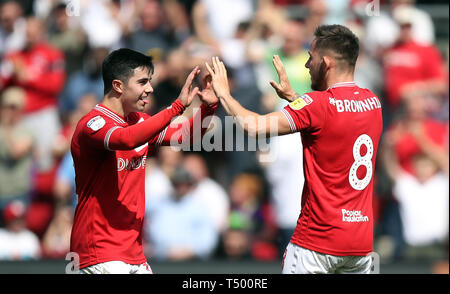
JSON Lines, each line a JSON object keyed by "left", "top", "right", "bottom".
{"left": 205, "top": 57, "right": 231, "bottom": 99}
{"left": 197, "top": 73, "right": 219, "bottom": 106}
{"left": 177, "top": 66, "right": 200, "bottom": 107}
{"left": 269, "top": 55, "right": 296, "bottom": 102}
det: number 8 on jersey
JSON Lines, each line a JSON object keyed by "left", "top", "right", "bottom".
{"left": 349, "top": 134, "right": 373, "bottom": 191}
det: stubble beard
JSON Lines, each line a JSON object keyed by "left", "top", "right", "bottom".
{"left": 310, "top": 61, "right": 327, "bottom": 91}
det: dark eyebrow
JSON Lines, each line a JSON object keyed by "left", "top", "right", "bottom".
{"left": 137, "top": 77, "right": 150, "bottom": 83}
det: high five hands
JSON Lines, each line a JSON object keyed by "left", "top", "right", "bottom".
{"left": 205, "top": 55, "right": 296, "bottom": 103}
{"left": 177, "top": 65, "right": 220, "bottom": 108}
{"left": 205, "top": 56, "right": 231, "bottom": 100}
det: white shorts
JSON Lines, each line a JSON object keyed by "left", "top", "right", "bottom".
{"left": 282, "top": 243, "right": 373, "bottom": 274}
{"left": 80, "top": 261, "right": 153, "bottom": 274}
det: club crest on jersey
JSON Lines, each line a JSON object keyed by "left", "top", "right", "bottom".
{"left": 289, "top": 94, "right": 313, "bottom": 110}
{"left": 87, "top": 116, "right": 106, "bottom": 131}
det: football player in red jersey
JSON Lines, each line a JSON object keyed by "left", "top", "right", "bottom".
{"left": 70, "top": 48, "right": 218, "bottom": 274}
{"left": 206, "top": 24, "right": 383, "bottom": 274}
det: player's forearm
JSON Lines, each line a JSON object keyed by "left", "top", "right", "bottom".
{"left": 160, "top": 102, "right": 217, "bottom": 146}
{"left": 109, "top": 100, "right": 185, "bottom": 150}
{"left": 219, "top": 94, "right": 263, "bottom": 136}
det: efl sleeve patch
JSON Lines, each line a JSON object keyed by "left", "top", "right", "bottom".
{"left": 87, "top": 116, "right": 106, "bottom": 132}
{"left": 289, "top": 94, "right": 313, "bottom": 110}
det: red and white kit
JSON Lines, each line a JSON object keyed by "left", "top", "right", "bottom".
{"left": 281, "top": 82, "right": 383, "bottom": 257}
{"left": 70, "top": 101, "right": 216, "bottom": 270}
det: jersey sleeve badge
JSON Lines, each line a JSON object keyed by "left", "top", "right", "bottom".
{"left": 87, "top": 115, "right": 106, "bottom": 131}
{"left": 289, "top": 94, "right": 313, "bottom": 110}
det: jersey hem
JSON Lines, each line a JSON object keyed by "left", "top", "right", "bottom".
{"left": 79, "top": 256, "right": 148, "bottom": 269}
{"left": 290, "top": 239, "right": 372, "bottom": 256}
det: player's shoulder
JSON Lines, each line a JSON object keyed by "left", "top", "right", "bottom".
{"left": 76, "top": 106, "right": 120, "bottom": 134}
{"left": 287, "top": 91, "right": 323, "bottom": 111}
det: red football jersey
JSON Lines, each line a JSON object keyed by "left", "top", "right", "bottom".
{"left": 281, "top": 82, "right": 383, "bottom": 256}
{"left": 70, "top": 102, "right": 216, "bottom": 269}
{"left": 71, "top": 105, "right": 150, "bottom": 268}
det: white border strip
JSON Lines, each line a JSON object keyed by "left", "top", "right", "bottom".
{"left": 281, "top": 109, "right": 297, "bottom": 132}
{"left": 95, "top": 105, "right": 126, "bottom": 124}
{"left": 104, "top": 126, "right": 122, "bottom": 151}
{"left": 156, "top": 126, "right": 168, "bottom": 146}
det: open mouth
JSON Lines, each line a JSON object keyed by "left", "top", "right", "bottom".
{"left": 139, "top": 96, "right": 149, "bottom": 105}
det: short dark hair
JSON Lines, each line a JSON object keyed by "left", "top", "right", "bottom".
{"left": 313, "top": 25, "right": 359, "bottom": 69}
{"left": 102, "top": 48, "right": 154, "bottom": 95}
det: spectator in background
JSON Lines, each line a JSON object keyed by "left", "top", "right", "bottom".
{"left": 152, "top": 49, "right": 190, "bottom": 111}
{"left": 41, "top": 204, "right": 73, "bottom": 259}
{"left": 226, "top": 173, "right": 278, "bottom": 261}
{"left": 125, "top": 0, "right": 172, "bottom": 57}
{"left": 221, "top": 222, "right": 252, "bottom": 260}
{"left": 246, "top": 0, "right": 287, "bottom": 98}
{"left": 162, "top": 0, "right": 192, "bottom": 45}
{"left": 0, "top": 87, "right": 34, "bottom": 215}
{"left": 79, "top": 0, "right": 123, "bottom": 49}
{"left": 382, "top": 5, "right": 447, "bottom": 118}
{"left": 220, "top": 21, "right": 259, "bottom": 89}
{"left": 0, "top": 16, "right": 65, "bottom": 174}
{"left": 146, "top": 166, "right": 218, "bottom": 261}
{"left": 59, "top": 47, "right": 107, "bottom": 115}
{"left": 382, "top": 133, "right": 448, "bottom": 260}
{"left": 322, "top": 0, "right": 351, "bottom": 26}
{"left": 182, "top": 153, "right": 230, "bottom": 233}
{"left": 0, "top": 0, "right": 26, "bottom": 57}
{"left": 262, "top": 18, "right": 311, "bottom": 112}
{"left": 47, "top": 2, "right": 87, "bottom": 77}
{"left": 364, "top": 0, "right": 435, "bottom": 57}
{"left": 303, "top": 0, "right": 327, "bottom": 45}
{"left": 53, "top": 94, "right": 98, "bottom": 210}
{"left": 350, "top": 21, "right": 384, "bottom": 99}
{"left": 361, "top": 0, "right": 435, "bottom": 61}
{"left": 262, "top": 133, "right": 303, "bottom": 255}
{"left": 0, "top": 200, "right": 40, "bottom": 260}
{"left": 0, "top": 16, "right": 66, "bottom": 238}
{"left": 378, "top": 92, "right": 448, "bottom": 260}
{"left": 384, "top": 93, "right": 448, "bottom": 177}
{"left": 192, "top": 0, "right": 254, "bottom": 52}
{"left": 215, "top": 67, "right": 263, "bottom": 182}
{"left": 145, "top": 146, "right": 182, "bottom": 206}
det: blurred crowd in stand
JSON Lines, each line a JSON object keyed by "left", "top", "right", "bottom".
{"left": 0, "top": 0, "right": 448, "bottom": 273}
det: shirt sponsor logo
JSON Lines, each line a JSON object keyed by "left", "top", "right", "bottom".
{"left": 117, "top": 155, "right": 147, "bottom": 171}
{"left": 87, "top": 116, "right": 106, "bottom": 131}
{"left": 342, "top": 209, "right": 369, "bottom": 223}
{"left": 289, "top": 94, "right": 313, "bottom": 110}
{"left": 329, "top": 97, "right": 381, "bottom": 113}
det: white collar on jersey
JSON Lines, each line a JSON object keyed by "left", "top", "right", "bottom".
{"left": 94, "top": 104, "right": 126, "bottom": 124}
{"left": 327, "top": 81, "right": 356, "bottom": 90}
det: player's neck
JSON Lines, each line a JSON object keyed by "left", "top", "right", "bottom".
{"left": 101, "top": 94, "right": 127, "bottom": 118}
{"left": 325, "top": 71, "right": 355, "bottom": 90}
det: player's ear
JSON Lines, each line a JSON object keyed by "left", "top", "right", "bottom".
{"left": 112, "top": 79, "right": 124, "bottom": 94}
{"left": 322, "top": 55, "right": 334, "bottom": 71}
